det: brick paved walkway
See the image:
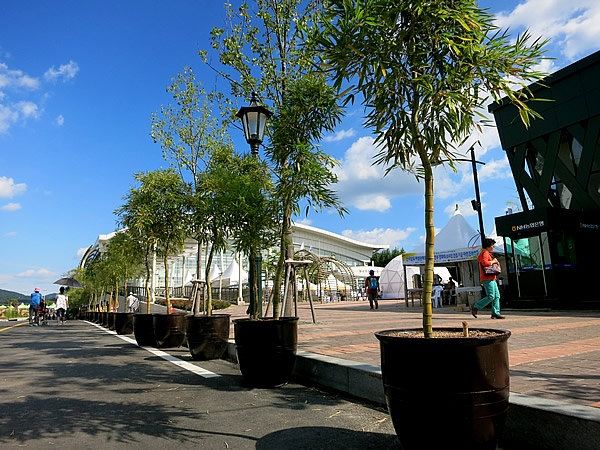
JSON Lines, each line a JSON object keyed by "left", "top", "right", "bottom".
{"left": 222, "top": 299, "right": 600, "bottom": 408}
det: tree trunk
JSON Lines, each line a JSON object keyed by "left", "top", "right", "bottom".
{"left": 164, "top": 253, "right": 171, "bottom": 314}
{"left": 145, "top": 255, "right": 152, "bottom": 314}
{"left": 248, "top": 249, "right": 259, "bottom": 320}
{"left": 422, "top": 160, "right": 435, "bottom": 338}
{"left": 205, "top": 243, "right": 216, "bottom": 316}
{"left": 194, "top": 240, "right": 202, "bottom": 315}
{"left": 115, "top": 281, "right": 119, "bottom": 312}
{"left": 272, "top": 198, "right": 293, "bottom": 319}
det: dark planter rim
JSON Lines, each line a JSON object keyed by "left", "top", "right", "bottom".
{"left": 186, "top": 313, "right": 231, "bottom": 318}
{"left": 376, "top": 327, "right": 511, "bottom": 346}
{"left": 233, "top": 316, "right": 298, "bottom": 325}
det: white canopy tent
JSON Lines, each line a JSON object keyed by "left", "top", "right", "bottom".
{"left": 380, "top": 255, "right": 451, "bottom": 299}
{"left": 219, "top": 258, "right": 248, "bottom": 287}
{"left": 404, "top": 206, "right": 482, "bottom": 289}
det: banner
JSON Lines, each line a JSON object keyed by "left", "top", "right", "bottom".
{"left": 404, "top": 247, "right": 480, "bottom": 265}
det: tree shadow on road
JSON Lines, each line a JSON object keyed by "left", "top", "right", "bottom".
{"left": 257, "top": 426, "right": 400, "bottom": 449}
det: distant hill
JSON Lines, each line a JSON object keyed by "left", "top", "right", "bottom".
{"left": 0, "top": 288, "right": 29, "bottom": 303}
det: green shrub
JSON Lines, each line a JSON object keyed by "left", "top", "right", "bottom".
{"left": 154, "top": 298, "right": 230, "bottom": 312}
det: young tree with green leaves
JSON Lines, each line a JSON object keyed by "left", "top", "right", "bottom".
{"left": 116, "top": 169, "right": 188, "bottom": 314}
{"left": 310, "top": 0, "right": 548, "bottom": 337}
{"left": 266, "top": 76, "right": 347, "bottom": 317}
{"left": 151, "top": 68, "right": 233, "bottom": 315}
{"left": 192, "top": 146, "right": 241, "bottom": 316}
{"left": 372, "top": 248, "right": 406, "bottom": 268}
{"left": 203, "top": 1, "right": 346, "bottom": 317}
{"left": 227, "top": 153, "right": 280, "bottom": 320}
{"left": 103, "top": 230, "right": 144, "bottom": 312}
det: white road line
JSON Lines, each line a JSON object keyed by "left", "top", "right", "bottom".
{"left": 84, "top": 320, "right": 220, "bottom": 378}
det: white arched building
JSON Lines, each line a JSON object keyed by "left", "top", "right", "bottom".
{"left": 80, "top": 222, "right": 388, "bottom": 297}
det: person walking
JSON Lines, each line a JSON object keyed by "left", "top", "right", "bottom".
{"left": 29, "top": 287, "right": 43, "bottom": 326}
{"left": 472, "top": 238, "right": 504, "bottom": 319}
{"left": 365, "top": 269, "right": 379, "bottom": 310}
{"left": 126, "top": 292, "right": 139, "bottom": 313}
{"left": 55, "top": 286, "right": 69, "bottom": 325}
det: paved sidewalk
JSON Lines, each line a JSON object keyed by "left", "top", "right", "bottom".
{"left": 222, "top": 299, "right": 600, "bottom": 409}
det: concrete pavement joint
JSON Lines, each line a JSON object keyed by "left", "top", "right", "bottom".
{"left": 84, "top": 320, "right": 221, "bottom": 379}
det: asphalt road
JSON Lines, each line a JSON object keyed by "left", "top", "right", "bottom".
{"left": 0, "top": 320, "right": 399, "bottom": 449}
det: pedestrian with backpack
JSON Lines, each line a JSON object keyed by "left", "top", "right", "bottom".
{"left": 365, "top": 269, "right": 379, "bottom": 310}
{"left": 29, "top": 287, "right": 43, "bottom": 326}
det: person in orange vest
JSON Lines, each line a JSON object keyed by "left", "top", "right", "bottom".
{"left": 472, "top": 238, "right": 504, "bottom": 319}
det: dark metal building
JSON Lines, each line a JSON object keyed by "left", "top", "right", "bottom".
{"left": 489, "top": 50, "right": 600, "bottom": 308}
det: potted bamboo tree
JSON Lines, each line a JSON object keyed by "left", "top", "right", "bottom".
{"left": 184, "top": 147, "right": 238, "bottom": 360}
{"left": 228, "top": 151, "right": 285, "bottom": 387}
{"left": 116, "top": 169, "right": 188, "bottom": 348}
{"left": 103, "top": 230, "right": 144, "bottom": 335}
{"left": 150, "top": 68, "right": 234, "bottom": 359}
{"left": 311, "top": 1, "right": 548, "bottom": 448}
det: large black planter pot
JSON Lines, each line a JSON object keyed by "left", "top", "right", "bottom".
{"left": 114, "top": 312, "right": 134, "bottom": 335}
{"left": 101, "top": 312, "right": 108, "bottom": 327}
{"left": 375, "top": 328, "right": 511, "bottom": 450}
{"left": 107, "top": 313, "right": 115, "bottom": 330}
{"left": 233, "top": 317, "right": 298, "bottom": 388}
{"left": 185, "top": 314, "right": 231, "bottom": 360}
{"left": 133, "top": 313, "right": 157, "bottom": 347}
{"left": 153, "top": 313, "right": 186, "bottom": 348}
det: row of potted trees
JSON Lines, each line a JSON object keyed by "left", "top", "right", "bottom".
{"left": 82, "top": 308, "right": 298, "bottom": 388}
{"left": 74, "top": 0, "right": 550, "bottom": 447}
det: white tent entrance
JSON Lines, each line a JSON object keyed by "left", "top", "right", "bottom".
{"left": 403, "top": 206, "right": 483, "bottom": 309}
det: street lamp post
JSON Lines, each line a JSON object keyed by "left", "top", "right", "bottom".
{"left": 437, "top": 144, "right": 486, "bottom": 247}
{"left": 236, "top": 92, "right": 273, "bottom": 317}
{"left": 470, "top": 145, "right": 486, "bottom": 247}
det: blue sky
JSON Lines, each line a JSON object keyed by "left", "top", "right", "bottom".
{"left": 1, "top": 1, "right": 598, "bottom": 296}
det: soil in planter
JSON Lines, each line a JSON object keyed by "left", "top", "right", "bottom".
{"left": 389, "top": 329, "right": 500, "bottom": 338}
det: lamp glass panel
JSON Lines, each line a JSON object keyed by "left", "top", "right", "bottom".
{"left": 246, "top": 111, "right": 259, "bottom": 139}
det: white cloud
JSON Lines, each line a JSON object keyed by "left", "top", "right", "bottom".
{"left": 443, "top": 199, "right": 481, "bottom": 218}
{"left": 55, "top": 114, "right": 64, "bottom": 126}
{"left": 293, "top": 218, "right": 312, "bottom": 226}
{"left": 0, "top": 62, "right": 40, "bottom": 90}
{"left": 0, "top": 176, "right": 27, "bottom": 198}
{"left": 1, "top": 202, "right": 21, "bottom": 211}
{"left": 16, "top": 268, "right": 56, "bottom": 278}
{"left": 44, "top": 60, "right": 80, "bottom": 81}
{"left": 76, "top": 247, "right": 89, "bottom": 258}
{"left": 4, "top": 231, "right": 17, "bottom": 237}
{"left": 0, "top": 104, "right": 19, "bottom": 133}
{"left": 333, "top": 136, "right": 422, "bottom": 211}
{"left": 495, "top": 0, "right": 600, "bottom": 62}
{"left": 342, "top": 227, "right": 417, "bottom": 248}
{"left": 354, "top": 194, "right": 391, "bottom": 212}
{"left": 0, "top": 101, "right": 42, "bottom": 133}
{"left": 478, "top": 157, "right": 513, "bottom": 182}
{"left": 16, "top": 101, "right": 40, "bottom": 119}
{"left": 323, "top": 128, "right": 356, "bottom": 142}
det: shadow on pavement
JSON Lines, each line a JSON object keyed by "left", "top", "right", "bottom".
{"left": 0, "top": 395, "right": 225, "bottom": 446}
{"left": 257, "top": 426, "right": 401, "bottom": 449}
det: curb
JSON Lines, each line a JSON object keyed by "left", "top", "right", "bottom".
{"left": 225, "top": 340, "right": 600, "bottom": 448}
